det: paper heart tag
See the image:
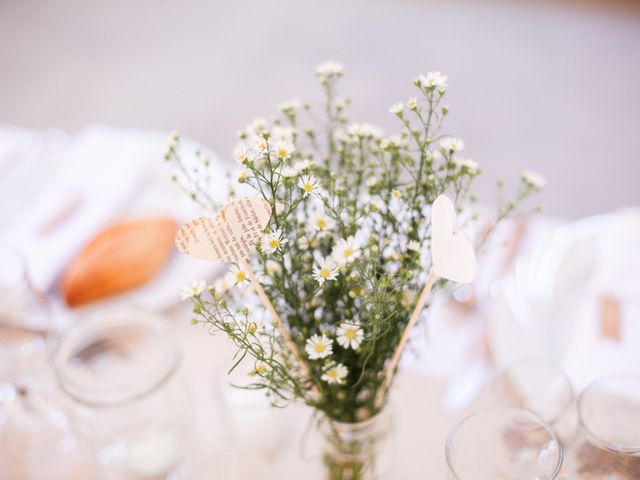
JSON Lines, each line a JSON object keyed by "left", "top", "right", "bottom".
{"left": 431, "top": 194, "right": 477, "bottom": 283}
{"left": 175, "top": 196, "right": 271, "bottom": 263}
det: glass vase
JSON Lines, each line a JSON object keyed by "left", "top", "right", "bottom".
{"left": 320, "top": 407, "right": 393, "bottom": 480}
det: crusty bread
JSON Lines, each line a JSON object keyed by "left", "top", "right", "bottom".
{"left": 61, "top": 218, "right": 178, "bottom": 307}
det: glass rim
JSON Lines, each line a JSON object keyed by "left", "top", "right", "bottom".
{"left": 54, "top": 308, "right": 180, "bottom": 408}
{"left": 577, "top": 374, "right": 640, "bottom": 455}
{"left": 493, "top": 356, "right": 575, "bottom": 425}
{"left": 445, "top": 407, "right": 564, "bottom": 480}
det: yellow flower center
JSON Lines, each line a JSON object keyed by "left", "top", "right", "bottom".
{"left": 269, "top": 239, "right": 280, "bottom": 249}
{"left": 277, "top": 148, "right": 287, "bottom": 158}
{"left": 236, "top": 272, "right": 246, "bottom": 282}
{"left": 314, "top": 343, "right": 326, "bottom": 353}
{"left": 320, "top": 267, "right": 331, "bottom": 279}
{"left": 256, "top": 364, "right": 266, "bottom": 374}
{"left": 304, "top": 183, "right": 313, "bottom": 193}
{"left": 345, "top": 329, "right": 356, "bottom": 340}
{"left": 328, "top": 369, "right": 338, "bottom": 379}
{"left": 342, "top": 247, "right": 353, "bottom": 258}
{"left": 316, "top": 218, "right": 327, "bottom": 229}
{"left": 247, "top": 322, "right": 257, "bottom": 334}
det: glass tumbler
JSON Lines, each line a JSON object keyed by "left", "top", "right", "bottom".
{"left": 566, "top": 375, "right": 640, "bottom": 479}
{"left": 55, "top": 309, "right": 193, "bottom": 479}
{"left": 446, "top": 408, "right": 563, "bottom": 480}
{"left": 493, "top": 357, "right": 577, "bottom": 446}
{"left": 0, "top": 243, "right": 50, "bottom": 382}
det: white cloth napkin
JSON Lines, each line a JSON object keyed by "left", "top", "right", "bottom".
{"left": 590, "top": 208, "right": 640, "bottom": 301}
{"left": 4, "top": 126, "right": 158, "bottom": 292}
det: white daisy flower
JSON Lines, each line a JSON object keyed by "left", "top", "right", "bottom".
{"left": 391, "top": 189, "right": 402, "bottom": 200}
{"left": 181, "top": 280, "right": 206, "bottom": 300}
{"left": 225, "top": 264, "right": 250, "bottom": 287}
{"left": 321, "top": 363, "right": 348, "bottom": 385}
{"left": 298, "top": 235, "right": 320, "bottom": 250}
{"left": 254, "top": 361, "right": 270, "bottom": 376}
{"left": 213, "top": 276, "right": 232, "bottom": 293}
{"left": 332, "top": 236, "right": 361, "bottom": 266}
{"left": 294, "top": 159, "right": 313, "bottom": 173}
{"left": 272, "top": 125, "right": 296, "bottom": 142}
{"left": 298, "top": 174, "right": 321, "bottom": 198}
{"left": 389, "top": 103, "right": 403, "bottom": 115}
{"left": 237, "top": 169, "right": 250, "bottom": 182}
{"left": 261, "top": 229, "right": 288, "bottom": 254}
{"left": 365, "top": 176, "right": 378, "bottom": 188}
{"left": 440, "top": 137, "right": 465, "bottom": 152}
{"left": 277, "top": 99, "right": 301, "bottom": 114}
{"left": 454, "top": 158, "right": 479, "bottom": 173}
{"left": 312, "top": 257, "right": 340, "bottom": 285}
{"left": 316, "top": 62, "right": 344, "bottom": 84}
{"left": 407, "top": 240, "right": 421, "bottom": 252}
{"left": 305, "top": 333, "right": 333, "bottom": 360}
{"left": 416, "top": 71, "right": 448, "bottom": 90}
{"left": 254, "top": 136, "right": 271, "bottom": 154}
{"left": 246, "top": 117, "right": 267, "bottom": 135}
{"left": 309, "top": 211, "right": 334, "bottom": 231}
{"left": 265, "top": 260, "right": 282, "bottom": 276}
{"left": 273, "top": 140, "right": 295, "bottom": 161}
{"left": 407, "top": 97, "right": 418, "bottom": 110}
{"left": 280, "top": 166, "right": 298, "bottom": 178}
{"left": 347, "top": 123, "right": 382, "bottom": 140}
{"left": 521, "top": 170, "right": 546, "bottom": 189}
{"left": 336, "top": 323, "right": 364, "bottom": 350}
{"left": 233, "top": 144, "right": 254, "bottom": 165}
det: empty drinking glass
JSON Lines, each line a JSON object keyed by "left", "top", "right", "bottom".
{"left": 55, "top": 308, "right": 193, "bottom": 479}
{"left": 446, "top": 408, "right": 563, "bottom": 480}
{"left": 566, "top": 375, "right": 640, "bottom": 479}
{"left": 493, "top": 357, "right": 577, "bottom": 445}
{"left": 0, "top": 242, "right": 51, "bottom": 383}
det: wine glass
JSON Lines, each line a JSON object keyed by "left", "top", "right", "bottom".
{"left": 446, "top": 408, "right": 563, "bottom": 479}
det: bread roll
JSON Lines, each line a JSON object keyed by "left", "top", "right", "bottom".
{"left": 61, "top": 217, "right": 178, "bottom": 307}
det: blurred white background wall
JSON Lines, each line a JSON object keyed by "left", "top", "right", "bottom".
{"left": 1, "top": 0, "right": 639, "bottom": 217}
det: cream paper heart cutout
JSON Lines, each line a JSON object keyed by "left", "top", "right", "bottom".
{"left": 430, "top": 194, "right": 477, "bottom": 283}
{"left": 175, "top": 196, "right": 272, "bottom": 263}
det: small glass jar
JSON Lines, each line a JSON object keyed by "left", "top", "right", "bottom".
{"left": 55, "top": 309, "right": 193, "bottom": 479}
{"left": 493, "top": 357, "right": 577, "bottom": 446}
{"left": 0, "top": 242, "right": 49, "bottom": 381}
{"left": 565, "top": 375, "right": 640, "bottom": 478}
{"left": 446, "top": 408, "right": 563, "bottom": 480}
{"left": 319, "top": 407, "right": 394, "bottom": 480}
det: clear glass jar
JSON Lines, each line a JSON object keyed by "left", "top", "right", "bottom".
{"left": 320, "top": 407, "right": 394, "bottom": 480}
{"left": 0, "top": 242, "right": 50, "bottom": 381}
{"left": 55, "top": 309, "right": 193, "bottom": 479}
{"left": 493, "top": 357, "right": 577, "bottom": 446}
{"left": 446, "top": 408, "right": 563, "bottom": 480}
{"left": 565, "top": 375, "right": 640, "bottom": 478}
